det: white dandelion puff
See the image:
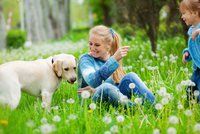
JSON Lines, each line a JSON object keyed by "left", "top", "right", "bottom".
{"left": 129, "top": 83, "right": 136, "bottom": 89}
{"left": 184, "top": 109, "right": 193, "bottom": 116}
{"left": 169, "top": 115, "right": 179, "bottom": 124}
{"left": 194, "top": 123, "right": 200, "bottom": 132}
{"left": 167, "top": 127, "right": 177, "bottom": 134}
{"left": 66, "top": 98, "right": 75, "bottom": 104}
{"left": 110, "top": 125, "right": 118, "bottom": 133}
{"left": 103, "top": 115, "right": 112, "bottom": 124}
{"left": 40, "top": 123, "right": 56, "bottom": 134}
{"left": 81, "top": 90, "right": 90, "bottom": 99}
{"left": 153, "top": 128, "right": 160, "bottom": 134}
{"left": 116, "top": 115, "right": 125, "bottom": 123}
{"left": 155, "top": 103, "right": 163, "bottom": 110}
{"left": 52, "top": 115, "right": 61, "bottom": 122}
{"left": 89, "top": 103, "right": 96, "bottom": 110}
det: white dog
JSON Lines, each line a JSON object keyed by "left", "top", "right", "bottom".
{"left": 0, "top": 54, "right": 77, "bottom": 110}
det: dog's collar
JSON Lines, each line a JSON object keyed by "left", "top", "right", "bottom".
{"left": 52, "top": 58, "right": 62, "bottom": 79}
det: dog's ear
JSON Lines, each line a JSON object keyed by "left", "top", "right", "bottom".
{"left": 53, "top": 60, "right": 63, "bottom": 77}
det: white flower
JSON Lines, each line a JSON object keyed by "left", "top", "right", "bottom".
{"left": 81, "top": 90, "right": 90, "bottom": 99}
{"left": 181, "top": 80, "right": 195, "bottom": 86}
{"left": 160, "top": 62, "right": 164, "bottom": 66}
{"left": 104, "top": 131, "right": 111, "bottom": 134}
{"left": 52, "top": 115, "right": 61, "bottom": 122}
{"left": 103, "top": 115, "right": 112, "bottom": 124}
{"left": 161, "top": 98, "right": 169, "bottom": 105}
{"left": 134, "top": 97, "right": 143, "bottom": 105}
{"left": 40, "top": 123, "right": 56, "bottom": 134}
{"left": 41, "top": 117, "right": 48, "bottom": 124}
{"left": 176, "top": 84, "right": 182, "bottom": 92}
{"left": 41, "top": 102, "right": 48, "bottom": 108}
{"left": 153, "top": 128, "right": 160, "bottom": 134}
{"left": 169, "top": 115, "right": 179, "bottom": 124}
{"left": 116, "top": 115, "right": 125, "bottom": 123}
{"left": 184, "top": 109, "right": 193, "bottom": 116}
{"left": 110, "top": 125, "right": 118, "bottom": 133}
{"left": 119, "top": 96, "right": 129, "bottom": 104}
{"left": 139, "top": 55, "right": 143, "bottom": 59}
{"left": 51, "top": 106, "right": 59, "bottom": 110}
{"left": 89, "top": 103, "right": 96, "bottom": 110}
{"left": 66, "top": 98, "right": 75, "bottom": 104}
{"left": 177, "top": 104, "right": 184, "bottom": 110}
{"left": 129, "top": 83, "right": 136, "bottom": 89}
{"left": 194, "top": 90, "right": 200, "bottom": 97}
{"left": 141, "top": 68, "right": 145, "bottom": 72}
{"left": 26, "top": 120, "right": 35, "bottom": 128}
{"left": 167, "top": 127, "right": 177, "bottom": 134}
{"left": 155, "top": 103, "right": 163, "bottom": 110}
{"left": 157, "top": 87, "right": 167, "bottom": 97}
{"left": 68, "top": 114, "right": 77, "bottom": 120}
{"left": 194, "top": 123, "right": 200, "bottom": 132}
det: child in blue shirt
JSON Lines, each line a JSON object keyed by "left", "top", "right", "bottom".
{"left": 78, "top": 25, "right": 155, "bottom": 107}
{"left": 180, "top": 0, "right": 200, "bottom": 102}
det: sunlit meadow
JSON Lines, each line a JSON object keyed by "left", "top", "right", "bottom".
{"left": 0, "top": 31, "right": 200, "bottom": 134}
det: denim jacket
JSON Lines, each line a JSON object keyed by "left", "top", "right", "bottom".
{"left": 78, "top": 54, "right": 119, "bottom": 88}
{"left": 182, "top": 23, "right": 200, "bottom": 70}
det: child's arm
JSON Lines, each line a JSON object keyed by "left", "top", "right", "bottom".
{"left": 192, "top": 29, "right": 200, "bottom": 40}
{"left": 182, "top": 48, "right": 192, "bottom": 63}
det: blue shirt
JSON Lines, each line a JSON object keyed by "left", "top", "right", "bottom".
{"left": 183, "top": 23, "right": 200, "bottom": 70}
{"left": 78, "top": 54, "right": 119, "bottom": 88}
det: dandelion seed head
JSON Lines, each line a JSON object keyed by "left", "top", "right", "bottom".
{"left": 89, "top": 103, "right": 96, "bottom": 110}
{"left": 81, "top": 90, "right": 90, "bottom": 99}
{"left": 129, "top": 83, "right": 136, "bottom": 89}
{"left": 116, "top": 115, "right": 125, "bottom": 123}
{"left": 167, "top": 127, "right": 177, "bottom": 134}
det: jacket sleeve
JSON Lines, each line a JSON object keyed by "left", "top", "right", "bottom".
{"left": 182, "top": 48, "right": 192, "bottom": 62}
{"left": 79, "top": 56, "right": 119, "bottom": 88}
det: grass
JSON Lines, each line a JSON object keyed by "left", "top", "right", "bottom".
{"left": 0, "top": 30, "right": 200, "bottom": 134}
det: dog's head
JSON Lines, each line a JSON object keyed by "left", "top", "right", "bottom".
{"left": 52, "top": 54, "right": 77, "bottom": 84}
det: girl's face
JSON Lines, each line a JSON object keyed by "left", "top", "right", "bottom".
{"left": 181, "top": 9, "right": 199, "bottom": 26}
{"left": 89, "top": 34, "right": 110, "bottom": 60}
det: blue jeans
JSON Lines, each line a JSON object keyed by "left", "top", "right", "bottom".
{"left": 186, "top": 68, "right": 200, "bottom": 102}
{"left": 92, "top": 72, "right": 155, "bottom": 106}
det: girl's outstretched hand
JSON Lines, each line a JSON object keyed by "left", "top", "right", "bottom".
{"left": 182, "top": 51, "right": 189, "bottom": 64}
{"left": 113, "top": 46, "right": 130, "bottom": 61}
{"left": 192, "top": 29, "right": 200, "bottom": 40}
{"left": 77, "top": 86, "right": 95, "bottom": 94}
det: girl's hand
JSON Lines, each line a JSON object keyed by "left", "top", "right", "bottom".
{"left": 78, "top": 86, "right": 95, "bottom": 94}
{"left": 182, "top": 52, "right": 189, "bottom": 64}
{"left": 192, "top": 29, "right": 200, "bottom": 40}
{"left": 113, "top": 46, "right": 130, "bottom": 61}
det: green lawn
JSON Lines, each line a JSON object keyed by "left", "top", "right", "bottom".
{"left": 0, "top": 32, "right": 200, "bottom": 134}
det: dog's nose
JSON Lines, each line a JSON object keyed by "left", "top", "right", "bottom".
{"left": 70, "top": 77, "right": 76, "bottom": 83}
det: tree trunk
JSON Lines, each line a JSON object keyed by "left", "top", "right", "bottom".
{"left": 0, "top": 3, "right": 6, "bottom": 49}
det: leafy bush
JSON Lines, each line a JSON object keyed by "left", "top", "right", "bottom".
{"left": 6, "top": 29, "right": 26, "bottom": 49}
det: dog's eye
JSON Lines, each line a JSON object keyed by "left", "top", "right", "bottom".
{"left": 64, "top": 68, "right": 69, "bottom": 71}
{"left": 73, "top": 67, "right": 76, "bottom": 70}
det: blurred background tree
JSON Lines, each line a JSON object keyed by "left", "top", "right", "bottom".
{"left": 0, "top": 0, "right": 189, "bottom": 52}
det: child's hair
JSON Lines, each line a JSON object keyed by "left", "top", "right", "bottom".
{"left": 179, "top": 0, "right": 200, "bottom": 17}
{"left": 89, "top": 25, "right": 126, "bottom": 83}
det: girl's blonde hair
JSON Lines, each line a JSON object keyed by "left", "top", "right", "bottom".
{"left": 179, "top": 0, "right": 200, "bottom": 17}
{"left": 89, "top": 25, "right": 126, "bottom": 83}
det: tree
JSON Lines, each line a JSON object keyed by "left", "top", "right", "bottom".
{"left": 0, "top": 2, "right": 6, "bottom": 49}
{"left": 89, "top": 0, "right": 113, "bottom": 26}
{"left": 23, "top": 0, "right": 70, "bottom": 42}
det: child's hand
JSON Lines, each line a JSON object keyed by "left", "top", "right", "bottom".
{"left": 192, "top": 29, "right": 200, "bottom": 40}
{"left": 182, "top": 52, "right": 189, "bottom": 64}
{"left": 113, "top": 46, "right": 130, "bottom": 61}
